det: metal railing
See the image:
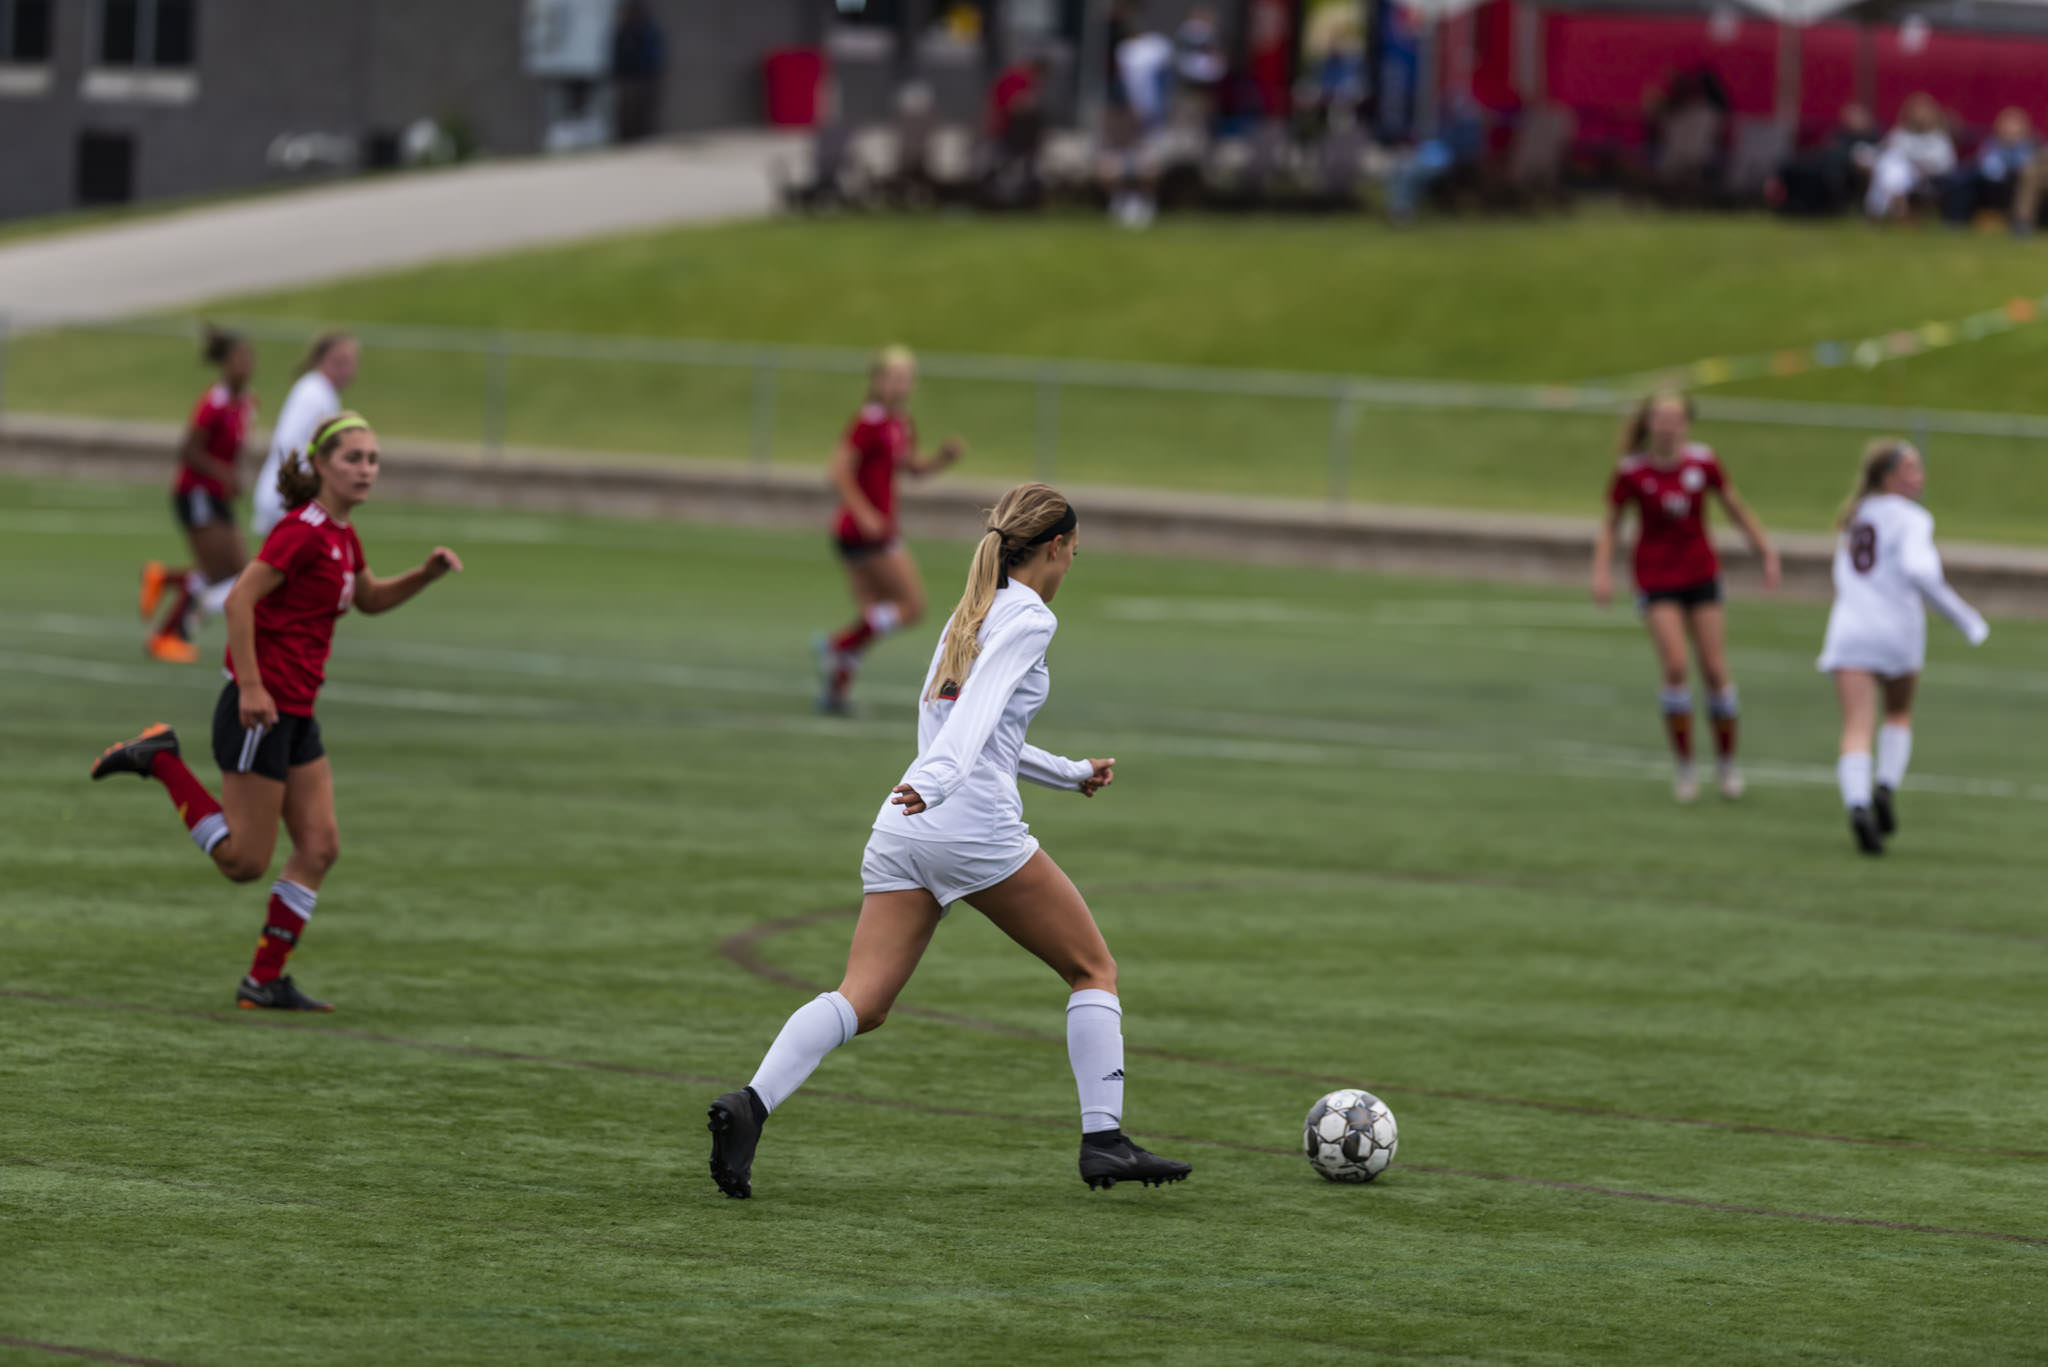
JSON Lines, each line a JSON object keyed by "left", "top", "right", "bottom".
{"left": 4, "top": 310, "right": 2046, "bottom": 533}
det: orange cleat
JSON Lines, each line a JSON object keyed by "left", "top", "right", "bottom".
{"left": 139, "top": 561, "right": 170, "bottom": 619}
{"left": 145, "top": 632, "right": 199, "bottom": 665}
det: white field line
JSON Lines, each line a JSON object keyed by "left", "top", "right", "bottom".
{"left": 9, "top": 639, "right": 2048, "bottom": 804}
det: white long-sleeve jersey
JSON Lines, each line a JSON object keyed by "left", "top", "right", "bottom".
{"left": 1818, "top": 493, "right": 1987, "bottom": 677}
{"left": 873, "top": 579, "right": 1094, "bottom": 844}
{"left": 251, "top": 370, "right": 341, "bottom": 536}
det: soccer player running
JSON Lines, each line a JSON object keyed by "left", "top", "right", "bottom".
{"left": 814, "top": 345, "right": 963, "bottom": 714}
{"left": 1818, "top": 439, "right": 1987, "bottom": 855}
{"left": 92, "top": 413, "right": 463, "bottom": 1010}
{"left": 252, "top": 330, "right": 357, "bottom": 539}
{"left": 713, "top": 483, "right": 1191, "bottom": 1198}
{"left": 139, "top": 327, "right": 257, "bottom": 663}
{"left": 1593, "top": 392, "right": 1780, "bottom": 803}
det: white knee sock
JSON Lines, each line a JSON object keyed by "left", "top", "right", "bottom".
{"left": 864, "top": 602, "right": 903, "bottom": 637}
{"left": 1876, "top": 724, "right": 1912, "bottom": 791}
{"left": 1838, "top": 752, "right": 1873, "bottom": 810}
{"left": 198, "top": 575, "right": 236, "bottom": 619}
{"left": 747, "top": 991, "right": 858, "bottom": 1114}
{"left": 1066, "top": 988, "right": 1124, "bottom": 1134}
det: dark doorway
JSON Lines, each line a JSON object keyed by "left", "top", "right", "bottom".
{"left": 76, "top": 131, "right": 136, "bottom": 206}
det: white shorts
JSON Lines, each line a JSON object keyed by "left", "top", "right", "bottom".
{"left": 1817, "top": 617, "right": 1925, "bottom": 679}
{"left": 861, "top": 830, "right": 1040, "bottom": 910}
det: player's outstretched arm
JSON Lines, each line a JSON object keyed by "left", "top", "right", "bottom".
{"left": 1019, "top": 744, "right": 1109, "bottom": 793}
{"left": 354, "top": 547, "right": 463, "bottom": 615}
{"left": 225, "top": 561, "right": 287, "bottom": 727}
{"left": 1718, "top": 482, "right": 1781, "bottom": 590}
{"left": 907, "top": 437, "right": 965, "bottom": 477}
{"left": 1903, "top": 528, "right": 1989, "bottom": 645}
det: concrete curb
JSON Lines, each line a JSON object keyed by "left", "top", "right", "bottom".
{"left": 8, "top": 413, "right": 2048, "bottom": 614}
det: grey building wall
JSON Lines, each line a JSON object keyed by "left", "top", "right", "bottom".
{"left": 0, "top": 0, "right": 818, "bottom": 224}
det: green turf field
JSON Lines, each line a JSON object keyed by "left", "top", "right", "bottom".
{"left": 2, "top": 475, "right": 2043, "bottom": 1365}
{"left": 11, "top": 213, "right": 2048, "bottom": 543}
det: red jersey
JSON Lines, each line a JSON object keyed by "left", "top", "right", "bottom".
{"left": 833, "top": 403, "right": 914, "bottom": 546}
{"left": 226, "top": 502, "right": 366, "bottom": 716}
{"left": 1608, "top": 444, "right": 1725, "bottom": 593}
{"left": 175, "top": 383, "right": 255, "bottom": 500}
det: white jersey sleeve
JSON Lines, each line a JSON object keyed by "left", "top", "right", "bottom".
{"left": 1900, "top": 515, "right": 1989, "bottom": 645}
{"left": 1017, "top": 743, "right": 1093, "bottom": 791}
{"left": 901, "top": 614, "right": 1056, "bottom": 812}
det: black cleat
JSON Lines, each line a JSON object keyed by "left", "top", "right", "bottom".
{"left": 235, "top": 975, "right": 334, "bottom": 1012}
{"left": 707, "top": 1088, "right": 765, "bottom": 1199}
{"left": 1078, "top": 1132, "right": 1192, "bottom": 1190}
{"left": 1849, "top": 806, "right": 1885, "bottom": 856}
{"left": 1873, "top": 784, "right": 1897, "bottom": 836}
{"left": 91, "top": 723, "right": 179, "bottom": 780}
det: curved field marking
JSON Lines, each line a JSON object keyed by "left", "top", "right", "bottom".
{"left": 719, "top": 904, "right": 2048, "bottom": 1160}
{"left": 0, "top": 1335, "right": 198, "bottom": 1367}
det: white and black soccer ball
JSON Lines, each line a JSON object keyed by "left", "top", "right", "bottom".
{"left": 1303, "top": 1089, "right": 1398, "bottom": 1183}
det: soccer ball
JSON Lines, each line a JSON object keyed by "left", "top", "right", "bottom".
{"left": 1303, "top": 1089, "right": 1398, "bottom": 1183}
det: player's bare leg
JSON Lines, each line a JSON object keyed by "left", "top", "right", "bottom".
{"left": 1687, "top": 603, "right": 1742, "bottom": 798}
{"left": 1644, "top": 603, "right": 1697, "bottom": 802}
{"left": 818, "top": 549, "right": 926, "bottom": 714}
{"left": 236, "top": 758, "right": 339, "bottom": 1012}
{"left": 710, "top": 889, "right": 943, "bottom": 1199}
{"left": 1833, "top": 669, "right": 1884, "bottom": 854}
{"left": 1873, "top": 673, "right": 1919, "bottom": 837}
{"left": 967, "top": 852, "right": 1190, "bottom": 1190}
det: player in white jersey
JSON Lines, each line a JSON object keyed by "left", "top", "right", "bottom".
{"left": 1818, "top": 440, "right": 1988, "bottom": 854}
{"left": 251, "top": 332, "right": 357, "bottom": 537}
{"left": 707, "top": 483, "right": 1191, "bottom": 1199}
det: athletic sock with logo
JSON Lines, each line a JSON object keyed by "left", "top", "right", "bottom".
{"left": 1710, "top": 686, "right": 1740, "bottom": 759}
{"left": 1876, "top": 723, "right": 1913, "bottom": 791}
{"left": 1659, "top": 686, "right": 1695, "bottom": 762}
{"left": 246, "top": 880, "right": 316, "bottom": 984}
{"left": 1066, "top": 988, "right": 1125, "bottom": 1135}
{"left": 747, "top": 991, "right": 859, "bottom": 1113}
{"left": 1838, "top": 751, "right": 1874, "bottom": 811}
{"left": 152, "top": 752, "right": 228, "bottom": 854}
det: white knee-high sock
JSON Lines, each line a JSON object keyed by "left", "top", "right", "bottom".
{"left": 1876, "top": 724, "right": 1913, "bottom": 790}
{"left": 747, "top": 991, "right": 858, "bottom": 1114}
{"left": 198, "top": 575, "right": 236, "bottom": 619}
{"left": 1066, "top": 988, "right": 1124, "bottom": 1134}
{"left": 864, "top": 601, "right": 903, "bottom": 637}
{"left": 1838, "top": 752, "right": 1873, "bottom": 810}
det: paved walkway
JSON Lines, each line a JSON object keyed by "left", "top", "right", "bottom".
{"left": 0, "top": 132, "right": 796, "bottom": 323}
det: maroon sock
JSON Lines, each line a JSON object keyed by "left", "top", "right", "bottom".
{"left": 154, "top": 585, "right": 195, "bottom": 639}
{"left": 1713, "top": 715, "right": 1738, "bottom": 760}
{"left": 153, "top": 752, "right": 226, "bottom": 851}
{"left": 830, "top": 620, "right": 875, "bottom": 656}
{"left": 246, "top": 883, "right": 315, "bottom": 984}
{"left": 1663, "top": 712, "right": 1694, "bottom": 763}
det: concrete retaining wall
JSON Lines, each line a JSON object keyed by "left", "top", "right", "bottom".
{"left": 9, "top": 414, "right": 2048, "bottom": 615}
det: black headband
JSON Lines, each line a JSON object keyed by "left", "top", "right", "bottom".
{"left": 995, "top": 504, "right": 1078, "bottom": 587}
{"left": 1026, "top": 504, "right": 1078, "bottom": 546}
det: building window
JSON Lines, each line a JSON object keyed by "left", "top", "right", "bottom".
{"left": 98, "top": 0, "right": 198, "bottom": 68}
{"left": 1, "top": 0, "right": 55, "bottom": 62}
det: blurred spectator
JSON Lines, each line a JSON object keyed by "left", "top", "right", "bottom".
{"left": 1103, "top": 1, "right": 1135, "bottom": 113}
{"left": 986, "top": 57, "right": 1050, "bottom": 209}
{"left": 1117, "top": 25, "right": 1175, "bottom": 134}
{"left": 1865, "top": 93, "right": 1954, "bottom": 220}
{"left": 1645, "top": 66, "right": 1728, "bottom": 203}
{"left": 610, "top": 0, "right": 667, "bottom": 144}
{"left": 1776, "top": 103, "right": 1878, "bottom": 216}
{"left": 1942, "top": 106, "right": 2044, "bottom": 232}
{"left": 893, "top": 83, "right": 939, "bottom": 205}
{"left": 1173, "top": 6, "right": 1228, "bottom": 130}
{"left": 1385, "top": 97, "right": 1486, "bottom": 222}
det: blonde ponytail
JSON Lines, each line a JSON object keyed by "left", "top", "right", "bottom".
{"left": 927, "top": 482, "right": 1074, "bottom": 700}
{"left": 1837, "top": 438, "right": 1909, "bottom": 530}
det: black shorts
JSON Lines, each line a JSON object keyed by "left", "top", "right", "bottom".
{"left": 834, "top": 534, "right": 900, "bottom": 563}
{"left": 173, "top": 487, "right": 233, "bottom": 531}
{"left": 211, "top": 681, "right": 324, "bottom": 782}
{"left": 1638, "top": 579, "right": 1722, "bottom": 612}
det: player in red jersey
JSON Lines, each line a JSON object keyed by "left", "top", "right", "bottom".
{"left": 91, "top": 413, "right": 464, "bottom": 1010}
{"left": 1592, "top": 392, "right": 1780, "bottom": 803}
{"left": 814, "top": 345, "right": 963, "bottom": 713}
{"left": 139, "top": 326, "right": 257, "bottom": 664}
